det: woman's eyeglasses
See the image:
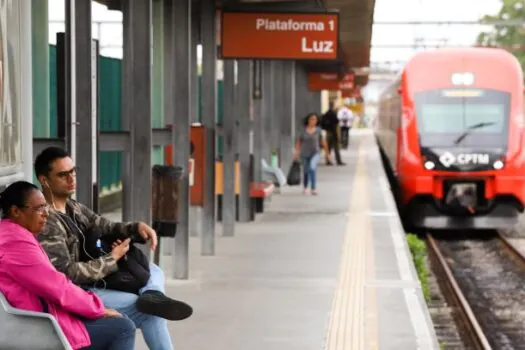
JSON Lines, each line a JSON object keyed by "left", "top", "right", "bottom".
{"left": 23, "top": 204, "right": 51, "bottom": 214}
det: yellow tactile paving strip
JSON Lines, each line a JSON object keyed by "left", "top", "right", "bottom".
{"left": 324, "top": 138, "right": 375, "bottom": 350}
{"left": 364, "top": 208, "right": 379, "bottom": 350}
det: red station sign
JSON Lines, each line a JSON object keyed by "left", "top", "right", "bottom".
{"left": 307, "top": 72, "right": 354, "bottom": 91}
{"left": 221, "top": 11, "right": 339, "bottom": 60}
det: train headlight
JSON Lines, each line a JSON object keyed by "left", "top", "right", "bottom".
{"left": 424, "top": 161, "right": 435, "bottom": 170}
{"left": 493, "top": 160, "right": 504, "bottom": 170}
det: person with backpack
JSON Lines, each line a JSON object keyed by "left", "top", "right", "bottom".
{"left": 320, "top": 101, "right": 344, "bottom": 166}
{"left": 34, "top": 147, "right": 193, "bottom": 350}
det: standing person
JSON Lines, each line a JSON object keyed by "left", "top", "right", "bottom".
{"left": 320, "top": 101, "right": 344, "bottom": 165}
{"left": 337, "top": 100, "right": 354, "bottom": 149}
{"left": 0, "top": 181, "right": 136, "bottom": 350}
{"left": 34, "top": 147, "right": 193, "bottom": 350}
{"left": 294, "top": 113, "right": 329, "bottom": 195}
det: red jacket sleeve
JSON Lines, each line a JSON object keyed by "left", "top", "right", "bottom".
{"left": 4, "top": 239, "right": 105, "bottom": 320}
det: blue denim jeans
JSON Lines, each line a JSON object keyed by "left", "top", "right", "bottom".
{"left": 82, "top": 316, "right": 136, "bottom": 350}
{"left": 302, "top": 153, "right": 320, "bottom": 190}
{"left": 92, "top": 263, "right": 174, "bottom": 350}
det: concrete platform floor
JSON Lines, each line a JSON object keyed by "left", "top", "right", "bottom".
{"left": 103, "top": 130, "right": 438, "bottom": 350}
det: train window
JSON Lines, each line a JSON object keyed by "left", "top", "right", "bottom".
{"left": 0, "top": 1, "right": 22, "bottom": 169}
{"left": 415, "top": 88, "right": 510, "bottom": 147}
{"left": 420, "top": 104, "right": 504, "bottom": 133}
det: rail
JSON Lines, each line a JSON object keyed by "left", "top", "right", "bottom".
{"left": 426, "top": 234, "right": 492, "bottom": 350}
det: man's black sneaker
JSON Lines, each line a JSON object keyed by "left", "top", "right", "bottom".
{"left": 136, "top": 290, "right": 193, "bottom": 321}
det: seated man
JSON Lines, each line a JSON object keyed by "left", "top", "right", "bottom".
{"left": 34, "top": 147, "right": 193, "bottom": 350}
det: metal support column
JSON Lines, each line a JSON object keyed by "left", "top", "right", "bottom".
{"left": 63, "top": 1, "right": 73, "bottom": 162}
{"left": 294, "top": 64, "right": 309, "bottom": 138}
{"left": 152, "top": 0, "right": 168, "bottom": 261}
{"left": 290, "top": 61, "right": 296, "bottom": 150}
{"left": 262, "top": 60, "right": 273, "bottom": 164}
{"left": 280, "top": 61, "right": 294, "bottom": 172}
{"left": 271, "top": 61, "right": 282, "bottom": 166}
{"left": 200, "top": 0, "right": 216, "bottom": 255}
{"left": 21, "top": 0, "right": 33, "bottom": 180}
{"left": 191, "top": 9, "right": 199, "bottom": 124}
{"left": 237, "top": 60, "right": 252, "bottom": 222}
{"left": 171, "top": 0, "right": 191, "bottom": 278}
{"left": 222, "top": 60, "right": 236, "bottom": 236}
{"left": 122, "top": 0, "right": 152, "bottom": 225}
{"left": 189, "top": 5, "right": 201, "bottom": 237}
{"left": 252, "top": 60, "right": 263, "bottom": 182}
{"left": 72, "top": 0, "right": 95, "bottom": 209}
{"left": 161, "top": 0, "right": 175, "bottom": 257}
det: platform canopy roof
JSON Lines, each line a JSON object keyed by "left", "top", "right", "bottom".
{"left": 95, "top": 0, "right": 375, "bottom": 86}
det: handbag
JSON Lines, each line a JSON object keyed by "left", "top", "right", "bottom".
{"left": 286, "top": 160, "right": 301, "bottom": 186}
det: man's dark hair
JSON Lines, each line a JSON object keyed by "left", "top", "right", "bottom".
{"left": 0, "top": 181, "right": 39, "bottom": 218}
{"left": 34, "top": 147, "right": 71, "bottom": 178}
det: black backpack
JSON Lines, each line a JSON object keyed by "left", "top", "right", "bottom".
{"left": 320, "top": 113, "right": 331, "bottom": 130}
{"left": 77, "top": 224, "right": 151, "bottom": 295}
{"left": 101, "top": 243, "right": 150, "bottom": 294}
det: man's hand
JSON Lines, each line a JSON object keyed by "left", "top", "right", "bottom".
{"left": 138, "top": 222, "right": 158, "bottom": 251}
{"left": 111, "top": 238, "right": 131, "bottom": 261}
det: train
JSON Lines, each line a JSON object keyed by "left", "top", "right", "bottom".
{"left": 376, "top": 48, "right": 525, "bottom": 230}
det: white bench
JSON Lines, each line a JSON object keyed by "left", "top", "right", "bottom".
{"left": 0, "top": 291, "right": 72, "bottom": 350}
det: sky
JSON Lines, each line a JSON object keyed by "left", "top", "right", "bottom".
{"left": 49, "top": 0, "right": 123, "bottom": 58}
{"left": 370, "top": 0, "right": 502, "bottom": 69}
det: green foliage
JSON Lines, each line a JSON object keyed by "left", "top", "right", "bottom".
{"left": 406, "top": 233, "right": 431, "bottom": 303}
{"left": 476, "top": 0, "right": 525, "bottom": 70}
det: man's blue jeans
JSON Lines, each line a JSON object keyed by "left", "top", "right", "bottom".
{"left": 93, "top": 263, "right": 173, "bottom": 350}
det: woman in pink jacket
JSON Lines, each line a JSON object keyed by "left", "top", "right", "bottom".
{"left": 0, "top": 181, "right": 136, "bottom": 350}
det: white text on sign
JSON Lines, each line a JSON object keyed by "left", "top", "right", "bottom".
{"left": 255, "top": 18, "right": 336, "bottom": 32}
{"left": 301, "top": 38, "right": 334, "bottom": 53}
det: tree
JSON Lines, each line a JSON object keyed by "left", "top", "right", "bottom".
{"left": 476, "top": 0, "right": 525, "bottom": 70}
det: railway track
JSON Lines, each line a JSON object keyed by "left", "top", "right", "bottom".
{"left": 427, "top": 232, "right": 525, "bottom": 350}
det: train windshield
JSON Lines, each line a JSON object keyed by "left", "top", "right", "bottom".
{"left": 414, "top": 88, "right": 510, "bottom": 148}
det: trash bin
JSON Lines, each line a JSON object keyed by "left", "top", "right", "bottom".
{"left": 151, "top": 165, "right": 184, "bottom": 237}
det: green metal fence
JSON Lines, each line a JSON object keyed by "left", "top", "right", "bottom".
{"left": 47, "top": 45, "right": 224, "bottom": 193}
{"left": 48, "top": 45, "right": 122, "bottom": 192}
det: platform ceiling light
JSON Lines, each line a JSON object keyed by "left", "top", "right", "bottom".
{"left": 451, "top": 72, "right": 475, "bottom": 86}
{"left": 424, "top": 161, "right": 435, "bottom": 170}
{"left": 493, "top": 160, "right": 504, "bottom": 170}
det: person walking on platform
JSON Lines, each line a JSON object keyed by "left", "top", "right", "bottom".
{"left": 294, "top": 113, "right": 329, "bottom": 195}
{"left": 34, "top": 147, "right": 193, "bottom": 350}
{"left": 337, "top": 100, "right": 354, "bottom": 149}
{"left": 320, "top": 102, "right": 345, "bottom": 166}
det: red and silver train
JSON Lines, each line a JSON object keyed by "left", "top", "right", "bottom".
{"left": 376, "top": 48, "right": 525, "bottom": 230}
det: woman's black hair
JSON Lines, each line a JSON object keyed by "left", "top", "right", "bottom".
{"left": 303, "top": 113, "right": 319, "bottom": 126}
{"left": 0, "top": 181, "right": 39, "bottom": 218}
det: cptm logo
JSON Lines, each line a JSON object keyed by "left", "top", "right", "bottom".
{"left": 439, "top": 152, "right": 490, "bottom": 167}
{"left": 439, "top": 152, "right": 456, "bottom": 167}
